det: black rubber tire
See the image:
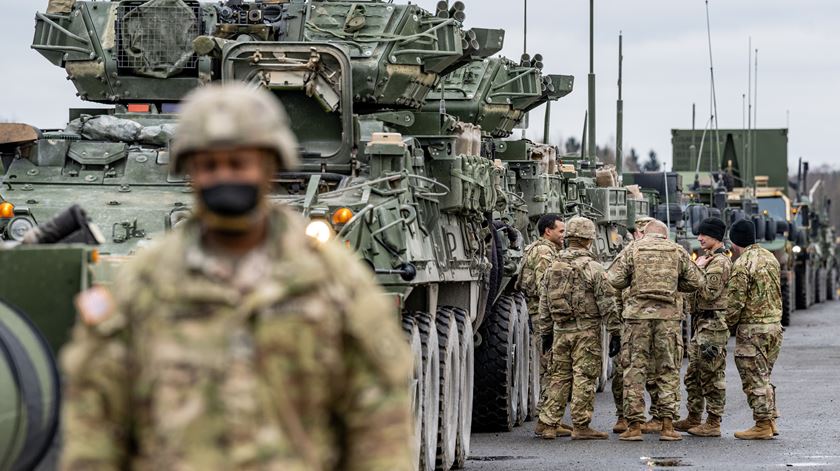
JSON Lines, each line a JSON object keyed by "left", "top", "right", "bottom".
{"left": 597, "top": 324, "right": 611, "bottom": 393}
{"left": 472, "top": 295, "right": 518, "bottom": 432}
{"left": 513, "top": 293, "right": 530, "bottom": 426}
{"left": 796, "top": 262, "right": 811, "bottom": 310}
{"left": 435, "top": 309, "right": 460, "bottom": 471}
{"left": 483, "top": 222, "right": 505, "bottom": 324}
{"left": 816, "top": 268, "right": 827, "bottom": 304}
{"left": 451, "top": 307, "right": 473, "bottom": 470}
{"left": 829, "top": 269, "right": 838, "bottom": 301}
{"left": 416, "top": 312, "right": 440, "bottom": 471}
{"left": 781, "top": 272, "right": 792, "bottom": 327}
{"left": 513, "top": 292, "right": 538, "bottom": 422}
{"left": 402, "top": 316, "right": 424, "bottom": 471}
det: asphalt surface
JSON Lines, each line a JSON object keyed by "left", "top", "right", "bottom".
{"left": 468, "top": 300, "right": 840, "bottom": 470}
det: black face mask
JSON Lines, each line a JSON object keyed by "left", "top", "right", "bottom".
{"left": 199, "top": 183, "right": 260, "bottom": 217}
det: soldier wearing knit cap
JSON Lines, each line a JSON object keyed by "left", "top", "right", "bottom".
{"left": 726, "top": 219, "right": 784, "bottom": 440}
{"left": 675, "top": 217, "right": 731, "bottom": 437}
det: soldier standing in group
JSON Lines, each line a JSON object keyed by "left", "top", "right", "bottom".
{"left": 518, "top": 214, "right": 569, "bottom": 437}
{"left": 726, "top": 219, "right": 784, "bottom": 440}
{"left": 610, "top": 216, "right": 652, "bottom": 434}
{"left": 674, "top": 217, "right": 731, "bottom": 437}
{"left": 60, "top": 83, "right": 413, "bottom": 470}
{"left": 536, "top": 217, "right": 618, "bottom": 440}
{"left": 607, "top": 220, "right": 704, "bottom": 441}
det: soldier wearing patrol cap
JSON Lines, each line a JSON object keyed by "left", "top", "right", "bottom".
{"left": 60, "top": 83, "right": 414, "bottom": 470}
{"left": 537, "top": 217, "right": 619, "bottom": 440}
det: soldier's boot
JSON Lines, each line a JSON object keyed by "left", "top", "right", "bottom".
{"left": 734, "top": 420, "right": 774, "bottom": 440}
{"left": 771, "top": 419, "right": 779, "bottom": 436}
{"left": 558, "top": 422, "right": 573, "bottom": 433}
{"left": 674, "top": 412, "right": 702, "bottom": 432}
{"left": 536, "top": 420, "right": 557, "bottom": 440}
{"left": 619, "top": 422, "right": 643, "bottom": 442}
{"left": 613, "top": 417, "right": 628, "bottom": 433}
{"left": 572, "top": 425, "right": 609, "bottom": 440}
{"left": 641, "top": 417, "right": 662, "bottom": 434}
{"left": 687, "top": 414, "right": 721, "bottom": 437}
{"left": 659, "top": 418, "right": 683, "bottom": 442}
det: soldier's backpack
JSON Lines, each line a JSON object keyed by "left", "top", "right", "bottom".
{"left": 546, "top": 253, "right": 589, "bottom": 320}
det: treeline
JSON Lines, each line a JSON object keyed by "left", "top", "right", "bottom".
{"left": 560, "top": 136, "right": 661, "bottom": 173}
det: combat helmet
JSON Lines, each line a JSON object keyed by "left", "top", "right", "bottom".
{"left": 170, "top": 82, "right": 299, "bottom": 173}
{"left": 566, "top": 216, "right": 597, "bottom": 240}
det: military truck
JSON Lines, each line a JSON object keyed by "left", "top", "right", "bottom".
{"left": 670, "top": 128, "right": 803, "bottom": 325}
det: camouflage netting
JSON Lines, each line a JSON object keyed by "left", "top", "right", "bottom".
{"left": 120, "top": 0, "right": 198, "bottom": 78}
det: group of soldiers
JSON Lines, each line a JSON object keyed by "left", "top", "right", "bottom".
{"left": 521, "top": 211, "right": 784, "bottom": 442}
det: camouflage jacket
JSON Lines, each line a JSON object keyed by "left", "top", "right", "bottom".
{"left": 691, "top": 248, "right": 732, "bottom": 330}
{"left": 538, "top": 247, "right": 619, "bottom": 334}
{"left": 726, "top": 244, "right": 782, "bottom": 326}
{"left": 606, "top": 233, "right": 705, "bottom": 320}
{"left": 60, "top": 206, "right": 413, "bottom": 471}
{"left": 517, "top": 237, "right": 561, "bottom": 309}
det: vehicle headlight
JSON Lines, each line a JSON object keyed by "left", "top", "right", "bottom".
{"left": 792, "top": 245, "right": 802, "bottom": 254}
{"left": 6, "top": 217, "right": 34, "bottom": 242}
{"left": 305, "top": 220, "right": 333, "bottom": 244}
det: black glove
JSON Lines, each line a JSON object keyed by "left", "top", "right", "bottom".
{"left": 608, "top": 335, "right": 621, "bottom": 358}
{"left": 541, "top": 334, "right": 553, "bottom": 355}
{"left": 700, "top": 343, "right": 720, "bottom": 361}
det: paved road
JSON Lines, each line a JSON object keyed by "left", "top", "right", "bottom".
{"left": 469, "top": 300, "right": 840, "bottom": 470}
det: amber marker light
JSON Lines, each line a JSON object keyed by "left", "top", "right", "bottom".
{"left": 332, "top": 207, "right": 354, "bottom": 226}
{"left": 0, "top": 202, "right": 14, "bottom": 219}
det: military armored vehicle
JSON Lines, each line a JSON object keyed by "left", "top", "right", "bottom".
{"left": 0, "top": 1, "right": 642, "bottom": 469}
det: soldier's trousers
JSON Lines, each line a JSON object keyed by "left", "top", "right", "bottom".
{"left": 622, "top": 319, "right": 683, "bottom": 423}
{"left": 684, "top": 325, "right": 728, "bottom": 417}
{"left": 735, "top": 323, "right": 783, "bottom": 421}
{"left": 611, "top": 332, "right": 660, "bottom": 418}
{"left": 539, "top": 327, "right": 602, "bottom": 427}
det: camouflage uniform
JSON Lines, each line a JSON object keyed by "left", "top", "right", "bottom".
{"left": 607, "top": 233, "right": 704, "bottom": 424}
{"left": 685, "top": 248, "right": 732, "bottom": 418}
{"left": 60, "top": 207, "right": 414, "bottom": 470}
{"left": 518, "top": 237, "right": 561, "bottom": 411}
{"left": 726, "top": 244, "right": 783, "bottom": 421}
{"left": 538, "top": 246, "right": 618, "bottom": 428}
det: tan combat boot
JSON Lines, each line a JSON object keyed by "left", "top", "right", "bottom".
{"left": 572, "top": 425, "right": 609, "bottom": 440}
{"left": 688, "top": 414, "right": 721, "bottom": 437}
{"left": 641, "top": 417, "right": 662, "bottom": 434}
{"left": 558, "top": 422, "right": 573, "bottom": 433}
{"left": 619, "top": 422, "right": 643, "bottom": 441}
{"left": 535, "top": 420, "right": 557, "bottom": 440}
{"left": 613, "top": 417, "right": 628, "bottom": 433}
{"left": 734, "top": 420, "right": 774, "bottom": 440}
{"left": 771, "top": 419, "right": 779, "bottom": 436}
{"left": 659, "top": 418, "right": 683, "bottom": 441}
{"left": 673, "top": 412, "right": 702, "bottom": 432}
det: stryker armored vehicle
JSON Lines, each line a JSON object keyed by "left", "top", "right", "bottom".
{"left": 0, "top": 1, "right": 641, "bottom": 469}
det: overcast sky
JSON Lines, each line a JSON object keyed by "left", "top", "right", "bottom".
{"left": 2, "top": 1, "right": 838, "bottom": 170}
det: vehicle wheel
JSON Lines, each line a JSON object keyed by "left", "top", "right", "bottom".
{"left": 416, "top": 312, "right": 440, "bottom": 471}
{"left": 781, "top": 272, "right": 792, "bottom": 327}
{"left": 451, "top": 307, "right": 473, "bottom": 469}
{"left": 512, "top": 293, "right": 539, "bottom": 422}
{"left": 435, "top": 309, "right": 460, "bottom": 471}
{"left": 829, "top": 269, "right": 838, "bottom": 301}
{"left": 514, "top": 293, "right": 530, "bottom": 425}
{"left": 817, "top": 268, "right": 827, "bottom": 304}
{"left": 796, "top": 263, "right": 810, "bottom": 310}
{"left": 402, "top": 316, "right": 424, "bottom": 471}
{"left": 472, "top": 295, "right": 518, "bottom": 432}
{"left": 597, "top": 324, "right": 612, "bottom": 392}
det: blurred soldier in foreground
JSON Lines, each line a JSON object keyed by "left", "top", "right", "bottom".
{"left": 610, "top": 216, "right": 652, "bottom": 434}
{"left": 60, "top": 83, "right": 413, "bottom": 470}
{"left": 675, "top": 217, "right": 731, "bottom": 437}
{"left": 537, "top": 217, "right": 618, "bottom": 440}
{"left": 726, "top": 219, "right": 783, "bottom": 440}
{"left": 607, "top": 220, "right": 704, "bottom": 442}
{"left": 517, "top": 214, "right": 568, "bottom": 436}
